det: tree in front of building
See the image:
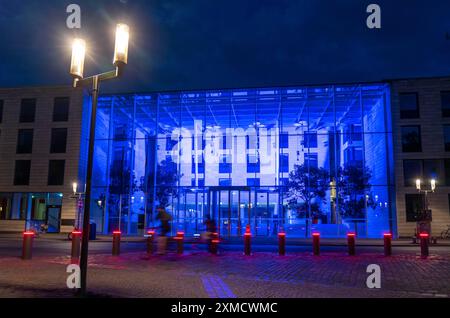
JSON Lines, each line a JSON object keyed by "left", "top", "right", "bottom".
{"left": 336, "top": 164, "right": 377, "bottom": 219}
{"left": 286, "top": 164, "right": 330, "bottom": 221}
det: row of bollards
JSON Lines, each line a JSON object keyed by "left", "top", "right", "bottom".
{"left": 20, "top": 229, "right": 431, "bottom": 260}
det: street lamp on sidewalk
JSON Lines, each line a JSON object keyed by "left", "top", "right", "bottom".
{"left": 415, "top": 178, "right": 436, "bottom": 238}
{"left": 69, "top": 23, "right": 130, "bottom": 296}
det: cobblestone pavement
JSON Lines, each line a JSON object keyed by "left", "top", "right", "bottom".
{"left": 0, "top": 249, "right": 449, "bottom": 298}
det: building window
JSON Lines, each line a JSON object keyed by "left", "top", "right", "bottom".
{"left": 50, "top": 128, "right": 67, "bottom": 153}
{"left": 303, "top": 132, "right": 318, "bottom": 148}
{"left": 16, "top": 129, "right": 33, "bottom": 154}
{"left": 14, "top": 160, "right": 31, "bottom": 185}
{"left": 219, "top": 178, "right": 231, "bottom": 186}
{"left": 219, "top": 154, "right": 232, "bottom": 173}
{"left": 441, "top": 91, "right": 450, "bottom": 117}
{"left": 401, "top": 125, "right": 422, "bottom": 152}
{"left": 247, "top": 178, "right": 260, "bottom": 187}
{"left": 53, "top": 97, "right": 70, "bottom": 122}
{"left": 399, "top": 93, "right": 419, "bottom": 119}
{"left": 279, "top": 153, "right": 289, "bottom": 173}
{"left": 403, "top": 160, "right": 422, "bottom": 187}
{"left": 48, "top": 160, "right": 65, "bottom": 185}
{"left": 444, "top": 159, "right": 450, "bottom": 186}
{"left": 423, "top": 159, "right": 443, "bottom": 185}
{"left": 279, "top": 133, "right": 289, "bottom": 148}
{"left": 0, "top": 100, "right": 3, "bottom": 123}
{"left": 247, "top": 154, "right": 260, "bottom": 173}
{"left": 304, "top": 153, "right": 318, "bottom": 169}
{"left": 405, "top": 194, "right": 424, "bottom": 222}
{"left": 19, "top": 98, "right": 36, "bottom": 123}
{"left": 444, "top": 125, "right": 450, "bottom": 151}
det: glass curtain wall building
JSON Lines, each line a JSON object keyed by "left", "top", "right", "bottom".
{"left": 90, "top": 84, "right": 394, "bottom": 238}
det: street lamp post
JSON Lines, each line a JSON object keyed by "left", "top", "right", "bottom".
{"left": 71, "top": 182, "right": 84, "bottom": 230}
{"left": 69, "top": 23, "right": 130, "bottom": 296}
{"left": 415, "top": 178, "right": 436, "bottom": 237}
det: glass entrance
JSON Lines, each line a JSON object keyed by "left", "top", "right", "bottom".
{"left": 208, "top": 186, "right": 284, "bottom": 237}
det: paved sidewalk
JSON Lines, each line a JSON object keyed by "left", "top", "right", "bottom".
{"left": 0, "top": 250, "right": 449, "bottom": 298}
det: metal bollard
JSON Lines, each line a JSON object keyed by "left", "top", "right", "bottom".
{"left": 22, "top": 231, "right": 34, "bottom": 260}
{"left": 312, "top": 232, "right": 320, "bottom": 256}
{"left": 176, "top": 231, "right": 184, "bottom": 255}
{"left": 383, "top": 232, "right": 392, "bottom": 256}
{"left": 347, "top": 233, "right": 356, "bottom": 256}
{"left": 146, "top": 230, "right": 155, "bottom": 255}
{"left": 112, "top": 230, "right": 121, "bottom": 256}
{"left": 244, "top": 225, "right": 251, "bottom": 256}
{"left": 71, "top": 230, "right": 82, "bottom": 261}
{"left": 419, "top": 232, "right": 429, "bottom": 258}
{"left": 278, "top": 232, "right": 286, "bottom": 256}
{"left": 209, "top": 232, "right": 219, "bottom": 255}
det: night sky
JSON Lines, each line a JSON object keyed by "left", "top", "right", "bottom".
{"left": 1, "top": 0, "right": 450, "bottom": 93}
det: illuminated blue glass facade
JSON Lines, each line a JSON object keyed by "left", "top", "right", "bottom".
{"left": 89, "top": 84, "right": 395, "bottom": 238}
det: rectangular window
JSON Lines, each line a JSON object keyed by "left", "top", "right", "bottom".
{"left": 0, "top": 100, "right": 3, "bottom": 123}
{"left": 401, "top": 125, "right": 422, "bottom": 152}
{"left": 50, "top": 128, "right": 67, "bottom": 153}
{"left": 279, "top": 133, "right": 289, "bottom": 148}
{"left": 16, "top": 129, "right": 33, "bottom": 154}
{"left": 279, "top": 153, "right": 289, "bottom": 173}
{"left": 399, "top": 93, "right": 419, "bottom": 119}
{"left": 48, "top": 160, "right": 65, "bottom": 185}
{"left": 403, "top": 160, "right": 422, "bottom": 187}
{"left": 53, "top": 97, "right": 70, "bottom": 122}
{"left": 304, "top": 153, "right": 318, "bottom": 169}
{"left": 444, "top": 125, "right": 450, "bottom": 151}
{"left": 19, "top": 98, "right": 36, "bottom": 123}
{"left": 14, "top": 160, "right": 31, "bottom": 185}
{"left": 246, "top": 178, "right": 260, "bottom": 187}
{"left": 247, "top": 154, "right": 260, "bottom": 173}
{"left": 423, "top": 159, "right": 443, "bottom": 185}
{"left": 441, "top": 91, "right": 450, "bottom": 117}
{"left": 219, "top": 154, "right": 232, "bottom": 173}
{"left": 303, "top": 132, "right": 318, "bottom": 148}
{"left": 405, "top": 194, "right": 424, "bottom": 222}
{"left": 219, "top": 178, "right": 232, "bottom": 186}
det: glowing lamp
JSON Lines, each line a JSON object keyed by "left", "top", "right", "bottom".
{"left": 113, "top": 23, "right": 129, "bottom": 66}
{"left": 72, "top": 182, "right": 78, "bottom": 195}
{"left": 415, "top": 179, "right": 421, "bottom": 191}
{"left": 70, "top": 38, "right": 86, "bottom": 79}
{"left": 430, "top": 179, "right": 436, "bottom": 192}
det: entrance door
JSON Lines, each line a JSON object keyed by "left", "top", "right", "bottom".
{"left": 208, "top": 186, "right": 251, "bottom": 237}
{"left": 46, "top": 205, "right": 61, "bottom": 233}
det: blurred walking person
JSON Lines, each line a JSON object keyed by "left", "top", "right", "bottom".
{"left": 156, "top": 206, "right": 172, "bottom": 255}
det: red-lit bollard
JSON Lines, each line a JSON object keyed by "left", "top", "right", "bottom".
{"left": 312, "top": 232, "right": 320, "bottom": 256}
{"left": 210, "top": 232, "right": 219, "bottom": 255}
{"left": 71, "top": 230, "right": 82, "bottom": 261}
{"left": 419, "top": 233, "right": 429, "bottom": 258}
{"left": 347, "top": 233, "right": 356, "bottom": 256}
{"left": 22, "top": 231, "right": 34, "bottom": 260}
{"left": 244, "top": 225, "right": 251, "bottom": 256}
{"left": 146, "top": 230, "right": 155, "bottom": 255}
{"left": 176, "top": 231, "right": 184, "bottom": 255}
{"left": 383, "top": 233, "right": 392, "bottom": 256}
{"left": 278, "top": 232, "right": 286, "bottom": 256}
{"left": 112, "top": 230, "right": 121, "bottom": 256}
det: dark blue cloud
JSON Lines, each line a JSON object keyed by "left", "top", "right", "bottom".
{"left": 1, "top": 0, "right": 450, "bottom": 93}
